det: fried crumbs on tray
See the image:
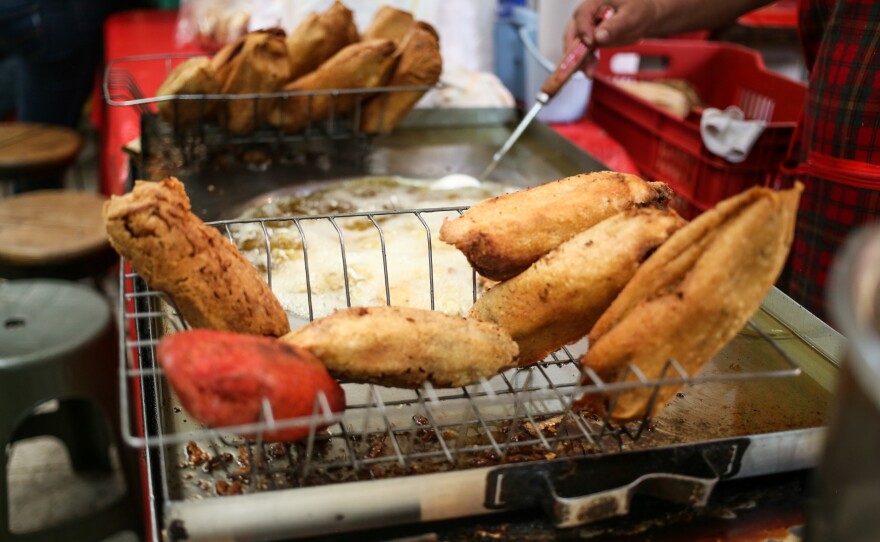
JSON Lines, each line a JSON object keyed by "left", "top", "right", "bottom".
{"left": 439, "top": 171, "right": 673, "bottom": 281}
{"left": 103, "top": 177, "right": 290, "bottom": 337}
{"left": 578, "top": 183, "right": 803, "bottom": 421}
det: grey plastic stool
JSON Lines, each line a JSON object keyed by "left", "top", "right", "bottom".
{"left": 0, "top": 279, "right": 142, "bottom": 541}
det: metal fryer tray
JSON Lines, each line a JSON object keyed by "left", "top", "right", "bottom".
{"left": 119, "top": 205, "right": 839, "bottom": 542}
{"left": 119, "top": 97, "right": 843, "bottom": 541}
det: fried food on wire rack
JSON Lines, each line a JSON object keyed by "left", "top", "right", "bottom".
{"left": 286, "top": 1, "right": 360, "bottom": 81}
{"left": 439, "top": 171, "right": 673, "bottom": 281}
{"left": 269, "top": 39, "right": 397, "bottom": 133}
{"left": 158, "top": 329, "right": 345, "bottom": 442}
{"left": 103, "top": 177, "right": 290, "bottom": 337}
{"left": 470, "top": 207, "right": 686, "bottom": 367}
{"left": 210, "top": 28, "right": 291, "bottom": 133}
{"left": 282, "top": 306, "right": 519, "bottom": 388}
{"left": 362, "top": 5, "right": 415, "bottom": 45}
{"left": 155, "top": 56, "right": 221, "bottom": 127}
{"left": 360, "top": 21, "right": 442, "bottom": 134}
{"left": 579, "top": 183, "right": 803, "bottom": 421}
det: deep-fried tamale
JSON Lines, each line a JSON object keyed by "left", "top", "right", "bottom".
{"left": 360, "top": 21, "right": 442, "bottom": 134}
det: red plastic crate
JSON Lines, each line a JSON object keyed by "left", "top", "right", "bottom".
{"left": 588, "top": 40, "right": 806, "bottom": 215}
{"left": 738, "top": 0, "right": 798, "bottom": 29}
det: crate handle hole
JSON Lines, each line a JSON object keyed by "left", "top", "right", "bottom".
{"left": 609, "top": 53, "right": 670, "bottom": 75}
{"left": 5, "top": 317, "right": 26, "bottom": 330}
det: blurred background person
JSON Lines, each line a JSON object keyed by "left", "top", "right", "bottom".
{"left": 0, "top": 0, "right": 105, "bottom": 128}
{"left": 567, "top": 0, "right": 880, "bottom": 322}
{"left": 0, "top": 0, "right": 105, "bottom": 191}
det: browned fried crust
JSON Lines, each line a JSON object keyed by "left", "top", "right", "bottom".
{"left": 103, "top": 177, "right": 290, "bottom": 337}
{"left": 286, "top": 1, "right": 360, "bottom": 81}
{"left": 282, "top": 306, "right": 519, "bottom": 388}
{"left": 155, "top": 57, "right": 221, "bottom": 127}
{"left": 211, "top": 28, "right": 291, "bottom": 133}
{"left": 470, "top": 208, "right": 686, "bottom": 366}
{"left": 362, "top": 5, "right": 415, "bottom": 45}
{"left": 580, "top": 183, "right": 803, "bottom": 421}
{"left": 360, "top": 22, "right": 442, "bottom": 134}
{"left": 269, "top": 39, "right": 398, "bottom": 133}
{"left": 439, "top": 171, "right": 673, "bottom": 281}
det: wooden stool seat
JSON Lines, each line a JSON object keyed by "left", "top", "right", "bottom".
{"left": 0, "top": 191, "right": 116, "bottom": 280}
{"left": 0, "top": 123, "right": 83, "bottom": 176}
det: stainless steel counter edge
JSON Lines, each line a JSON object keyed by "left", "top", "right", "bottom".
{"left": 733, "top": 427, "right": 827, "bottom": 479}
{"left": 163, "top": 429, "right": 827, "bottom": 542}
{"left": 763, "top": 287, "right": 846, "bottom": 367}
{"left": 163, "top": 467, "right": 499, "bottom": 542}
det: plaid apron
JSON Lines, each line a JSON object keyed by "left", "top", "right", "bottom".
{"left": 778, "top": 0, "right": 880, "bottom": 321}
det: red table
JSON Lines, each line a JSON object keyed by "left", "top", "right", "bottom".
{"left": 738, "top": 0, "right": 798, "bottom": 29}
{"left": 552, "top": 118, "right": 640, "bottom": 174}
{"left": 100, "top": 10, "right": 205, "bottom": 195}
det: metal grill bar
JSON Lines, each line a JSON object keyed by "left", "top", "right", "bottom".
{"left": 368, "top": 215, "right": 392, "bottom": 306}
{"left": 414, "top": 212, "right": 436, "bottom": 310}
{"left": 328, "top": 217, "right": 352, "bottom": 309}
{"left": 292, "top": 219, "right": 314, "bottom": 321}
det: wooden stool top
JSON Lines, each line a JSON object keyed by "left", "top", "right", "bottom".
{"left": 0, "top": 191, "right": 110, "bottom": 266}
{"left": 0, "top": 123, "right": 83, "bottom": 172}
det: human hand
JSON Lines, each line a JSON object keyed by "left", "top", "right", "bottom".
{"left": 568, "top": 0, "right": 662, "bottom": 49}
{"left": 562, "top": 2, "right": 625, "bottom": 78}
{"left": 563, "top": 17, "right": 600, "bottom": 77}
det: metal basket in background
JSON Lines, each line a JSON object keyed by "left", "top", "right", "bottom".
{"left": 103, "top": 53, "right": 439, "bottom": 168}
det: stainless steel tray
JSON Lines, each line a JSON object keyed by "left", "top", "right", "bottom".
{"left": 135, "top": 108, "right": 606, "bottom": 220}
{"left": 122, "top": 111, "right": 843, "bottom": 542}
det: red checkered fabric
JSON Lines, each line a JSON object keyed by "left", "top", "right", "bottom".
{"left": 779, "top": 0, "right": 880, "bottom": 321}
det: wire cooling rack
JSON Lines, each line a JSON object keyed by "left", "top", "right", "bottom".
{"left": 117, "top": 205, "right": 802, "bottom": 502}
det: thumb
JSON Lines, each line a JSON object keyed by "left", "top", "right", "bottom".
{"left": 592, "top": 6, "right": 644, "bottom": 47}
{"left": 571, "top": 0, "right": 608, "bottom": 46}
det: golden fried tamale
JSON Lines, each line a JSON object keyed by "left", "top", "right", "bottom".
{"left": 155, "top": 57, "right": 221, "bottom": 127}
{"left": 362, "top": 5, "right": 414, "bottom": 45}
{"left": 580, "top": 183, "right": 803, "bottom": 421}
{"left": 470, "top": 208, "right": 685, "bottom": 366}
{"left": 282, "top": 306, "right": 519, "bottom": 388}
{"left": 211, "top": 28, "right": 291, "bottom": 133}
{"left": 286, "top": 1, "right": 359, "bottom": 81}
{"left": 360, "top": 22, "right": 442, "bottom": 134}
{"left": 440, "top": 171, "right": 673, "bottom": 281}
{"left": 103, "top": 178, "right": 290, "bottom": 337}
{"left": 268, "top": 39, "right": 397, "bottom": 133}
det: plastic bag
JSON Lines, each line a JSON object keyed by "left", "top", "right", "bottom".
{"left": 176, "top": 0, "right": 494, "bottom": 73}
{"left": 177, "top": 0, "right": 284, "bottom": 50}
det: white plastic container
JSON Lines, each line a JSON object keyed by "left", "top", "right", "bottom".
{"left": 537, "top": 0, "right": 582, "bottom": 64}
{"left": 519, "top": 26, "right": 592, "bottom": 124}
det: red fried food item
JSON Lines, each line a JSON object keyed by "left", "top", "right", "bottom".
{"left": 157, "top": 330, "right": 346, "bottom": 442}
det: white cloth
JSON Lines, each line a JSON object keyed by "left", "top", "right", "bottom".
{"left": 419, "top": 66, "right": 515, "bottom": 108}
{"left": 700, "top": 106, "right": 767, "bottom": 163}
